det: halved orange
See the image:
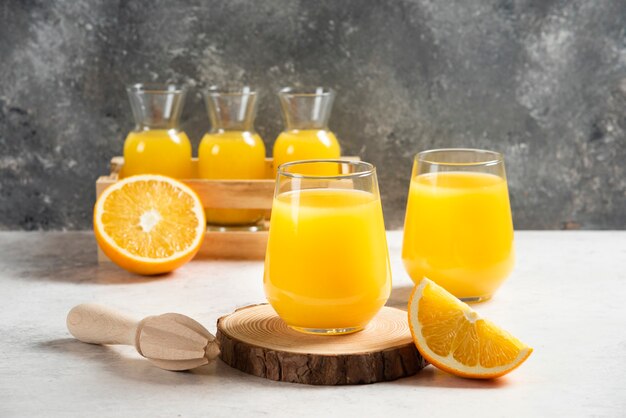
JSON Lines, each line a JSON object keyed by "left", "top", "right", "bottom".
{"left": 408, "top": 278, "right": 532, "bottom": 379}
{"left": 94, "top": 175, "right": 205, "bottom": 275}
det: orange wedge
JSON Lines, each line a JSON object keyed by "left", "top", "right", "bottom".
{"left": 94, "top": 175, "right": 205, "bottom": 275}
{"left": 408, "top": 278, "right": 532, "bottom": 379}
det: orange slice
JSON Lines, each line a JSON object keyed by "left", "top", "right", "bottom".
{"left": 94, "top": 175, "right": 205, "bottom": 275}
{"left": 408, "top": 278, "right": 532, "bottom": 379}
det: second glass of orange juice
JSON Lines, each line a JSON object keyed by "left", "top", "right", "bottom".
{"left": 402, "top": 149, "right": 515, "bottom": 302}
{"left": 264, "top": 160, "right": 391, "bottom": 335}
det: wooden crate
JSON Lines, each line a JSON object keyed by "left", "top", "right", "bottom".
{"left": 96, "top": 156, "right": 359, "bottom": 261}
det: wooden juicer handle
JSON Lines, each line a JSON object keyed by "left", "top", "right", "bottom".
{"left": 67, "top": 303, "right": 141, "bottom": 346}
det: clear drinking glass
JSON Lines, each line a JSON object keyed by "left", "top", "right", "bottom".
{"left": 198, "top": 86, "right": 267, "bottom": 227}
{"left": 273, "top": 87, "right": 341, "bottom": 175}
{"left": 264, "top": 160, "right": 391, "bottom": 335}
{"left": 402, "top": 149, "right": 515, "bottom": 302}
{"left": 123, "top": 83, "right": 192, "bottom": 178}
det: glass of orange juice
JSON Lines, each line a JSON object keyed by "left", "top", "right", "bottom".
{"left": 264, "top": 160, "right": 391, "bottom": 335}
{"left": 402, "top": 149, "right": 515, "bottom": 302}
{"left": 123, "top": 83, "right": 192, "bottom": 179}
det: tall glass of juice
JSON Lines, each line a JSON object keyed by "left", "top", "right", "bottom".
{"left": 264, "top": 160, "right": 391, "bottom": 335}
{"left": 273, "top": 87, "right": 341, "bottom": 175}
{"left": 199, "top": 86, "right": 267, "bottom": 226}
{"left": 123, "top": 83, "right": 192, "bottom": 178}
{"left": 402, "top": 149, "right": 515, "bottom": 302}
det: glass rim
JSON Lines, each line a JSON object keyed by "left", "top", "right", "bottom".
{"left": 279, "top": 86, "right": 335, "bottom": 97}
{"left": 416, "top": 148, "right": 504, "bottom": 167}
{"left": 205, "top": 85, "right": 258, "bottom": 96}
{"left": 277, "top": 159, "right": 375, "bottom": 179}
{"left": 126, "top": 83, "right": 187, "bottom": 94}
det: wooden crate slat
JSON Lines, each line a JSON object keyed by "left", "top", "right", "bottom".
{"left": 98, "top": 228, "right": 268, "bottom": 262}
{"left": 96, "top": 176, "right": 115, "bottom": 198}
{"left": 197, "top": 230, "right": 268, "bottom": 260}
{"left": 185, "top": 179, "right": 274, "bottom": 209}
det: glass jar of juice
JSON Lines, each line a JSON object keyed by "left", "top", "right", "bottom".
{"left": 123, "top": 83, "right": 192, "bottom": 179}
{"left": 273, "top": 87, "right": 340, "bottom": 175}
{"left": 198, "top": 86, "right": 267, "bottom": 226}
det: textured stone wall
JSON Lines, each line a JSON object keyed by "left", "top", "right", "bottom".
{"left": 1, "top": 0, "right": 624, "bottom": 230}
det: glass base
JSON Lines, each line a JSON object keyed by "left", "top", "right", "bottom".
{"left": 459, "top": 294, "right": 493, "bottom": 303}
{"left": 289, "top": 325, "right": 364, "bottom": 336}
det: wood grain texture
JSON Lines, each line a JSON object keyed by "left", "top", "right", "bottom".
{"left": 185, "top": 179, "right": 275, "bottom": 209}
{"left": 67, "top": 304, "right": 219, "bottom": 371}
{"left": 97, "top": 226, "right": 269, "bottom": 262}
{"left": 67, "top": 303, "right": 138, "bottom": 346}
{"left": 216, "top": 304, "right": 427, "bottom": 385}
{"left": 197, "top": 228, "right": 268, "bottom": 260}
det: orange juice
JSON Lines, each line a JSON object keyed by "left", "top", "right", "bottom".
{"left": 273, "top": 129, "right": 340, "bottom": 175}
{"left": 264, "top": 188, "right": 391, "bottom": 331}
{"left": 123, "top": 129, "right": 192, "bottom": 178}
{"left": 198, "top": 130, "right": 266, "bottom": 225}
{"left": 402, "top": 172, "right": 514, "bottom": 299}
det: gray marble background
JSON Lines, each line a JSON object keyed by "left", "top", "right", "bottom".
{"left": 0, "top": 0, "right": 624, "bottom": 230}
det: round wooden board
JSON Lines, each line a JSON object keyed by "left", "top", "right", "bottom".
{"left": 216, "top": 304, "right": 427, "bottom": 385}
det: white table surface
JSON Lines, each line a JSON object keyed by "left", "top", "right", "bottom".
{"left": 0, "top": 231, "right": 625, "bottom": 417}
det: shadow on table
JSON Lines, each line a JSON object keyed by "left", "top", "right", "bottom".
{"left": 399, "top": 366, "right": 511, "bottom": 389}
{"left": 38, "top": 338, "right": 219, "bottom": 386}
{"left": 386, "top": 284, "right": 496, "bottom": 310}
{"left": 386, "top": 285, "right": 413, "bottom": 310}
{"left": 22, "top": 262, "right": 174, "bottom": 285}
{"left": 0, "top": 232, "right": 173, "bottom": 284}
{"left": 37, "top": 338, "right": 290, "bottom": 389}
